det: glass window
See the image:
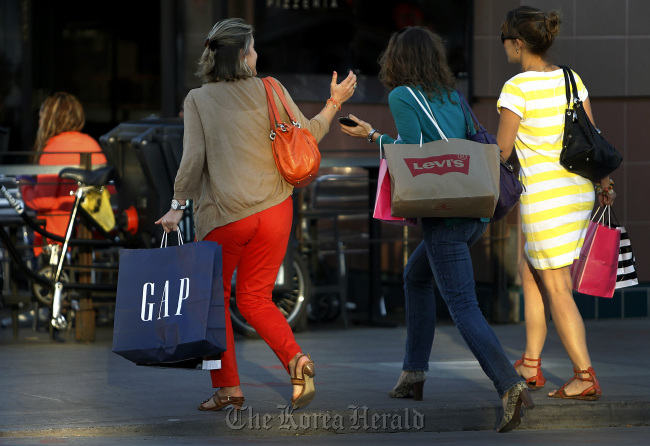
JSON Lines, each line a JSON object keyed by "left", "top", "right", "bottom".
{"left": 254, "top": 0, "right": 471, "bottom": 79}
{"left": 31, "top": 0, "right": 161, "bottom": 139}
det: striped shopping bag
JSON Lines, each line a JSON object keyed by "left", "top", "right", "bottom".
{"left": 611, "top": 209, "right": 638, "bottom": 289}
{"left": 615, "top": 225, "right": 638, "bottom": 289}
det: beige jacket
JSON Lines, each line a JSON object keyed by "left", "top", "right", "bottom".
{"left": 174, "top": 76, "right": 329, "bottom": 241}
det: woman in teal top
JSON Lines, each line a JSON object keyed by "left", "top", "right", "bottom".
{"left": 341, "top": 27, "right": 531, "bottom": 433}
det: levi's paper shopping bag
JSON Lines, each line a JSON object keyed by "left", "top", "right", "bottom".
{"left": 571, "top": 207, "right": 621, "bottom": 298}
{"left": 384, "top": 138, "right": 500, "bottom": 218}
{"left": 373, "top": 158, "right": 417, "bottom": 226}
{"left": 112, "top": 239, "right": 227, "bottom": 365}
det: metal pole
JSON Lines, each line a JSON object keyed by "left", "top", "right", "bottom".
{"left": 161, "top": 0, "right": 178, "bottom": 118}
{"left": 76, "top": 153, "right": 96, "bottom": 341}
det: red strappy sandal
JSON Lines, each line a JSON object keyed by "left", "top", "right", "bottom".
{"left": 514, "top": 355, "right": 546, "bottom": 390}
{"left": 549, "top": 366, "right": 602, "bottom": 401}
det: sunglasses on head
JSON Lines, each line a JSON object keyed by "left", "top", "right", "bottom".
{"left": 501, "top": 32, "right": 517, "bottom": 44}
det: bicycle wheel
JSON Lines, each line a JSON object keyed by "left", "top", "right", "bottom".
{"left": 230, "top": 254, "right": 311, "bottom": 339}
{"left": 32, "top": 265, "right": 70, "bottom": 306}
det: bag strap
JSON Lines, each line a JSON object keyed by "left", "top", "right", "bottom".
{"left": 559, "top": 65, "right": 581, "bottom": 109}
{"left": 610, "top": 206, "right": 622, "bottom": 227}
{"left": 566, "top": 68, "right": 580, "bottom": 104}
{"left": 262, "top": 77, "right": 301, "bottom": 127}
{"left": 262, "top": 78, "right": 282, "bottom": 130}
{"left": 456, "top": 89, "right": 479, "bottom": 135}
{"left": 405, "top": 87, "right": 448, "bottom": 141}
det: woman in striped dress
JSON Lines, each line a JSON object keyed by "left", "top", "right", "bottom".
{"left": 496, "top": 6, "right": 616, "bottom": 400}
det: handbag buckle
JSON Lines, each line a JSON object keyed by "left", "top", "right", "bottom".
{"left": 269, "top": 130, "right": 276, "bottom": 141}
{"left": 292, "top": 120, "right": 301, "bottom": 129}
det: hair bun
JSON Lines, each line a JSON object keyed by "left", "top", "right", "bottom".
{"left": 544, "top": 11, "right": 561, "bottom": 36}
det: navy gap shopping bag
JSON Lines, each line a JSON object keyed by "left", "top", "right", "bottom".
{"left": 112, "top": 231, "right": 226, "bottom": 365}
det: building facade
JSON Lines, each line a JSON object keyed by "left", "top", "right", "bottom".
{"left": 1, "top": 0, "right": 647, "bottom": 319}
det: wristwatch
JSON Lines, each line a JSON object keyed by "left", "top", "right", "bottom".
{"left": 367, "top": 129, "right": 378, "bottom": 143}
{"left": 171, "top": 199, "right": 187, "bottom": 211}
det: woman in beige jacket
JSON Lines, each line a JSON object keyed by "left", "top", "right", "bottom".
{"left": 157, "top": 18, "right": 356, "bottom": 411}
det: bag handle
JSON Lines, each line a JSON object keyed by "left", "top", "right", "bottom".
{"left": 262, "top": 77, "right": 301, "bottom": 128}
{"left": 160, "top": 228, "right": 184, "bottom": 248}
{"left": 405, "top": 87, "right": 448, "bottom": 142}
{"left": 591, "top": 205, "right": 613, "bottom": 228}
{"left": 378, "top": 134, "right": 386, "bottom": 159}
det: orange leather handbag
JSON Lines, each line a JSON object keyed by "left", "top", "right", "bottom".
{"left": 262, "top": 77, "right": 320, "bottom": 188}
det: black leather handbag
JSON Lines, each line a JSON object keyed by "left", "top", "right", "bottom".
{"left": 559, "top": 66, "right": 622, "bottom": 182}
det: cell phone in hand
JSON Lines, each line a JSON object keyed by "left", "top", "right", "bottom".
{"left": 338, "top": 116, "right": 359, "bottom": 127}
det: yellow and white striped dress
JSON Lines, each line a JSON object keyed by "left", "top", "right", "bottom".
{"left": 497, "top": 69, "right": 595, "bottom": 270}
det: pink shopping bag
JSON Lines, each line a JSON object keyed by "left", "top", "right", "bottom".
{"left": 374, "top": 155, "right": 416, "bottom": 226}
{"left": 571, "top": 206, "right": 621, "bottom": 298}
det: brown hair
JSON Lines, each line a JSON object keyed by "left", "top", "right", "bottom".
{"left": 34, "top": 92, "right": 85, "bottom": 158}
{"left": 378, "top": 27, "right": 456, "bottom": 101}
{"left": 501, "top": 5, "right": 561, "bottom": 56}
{"left": 195, "top": 18, "right": 254, "bottom": 83}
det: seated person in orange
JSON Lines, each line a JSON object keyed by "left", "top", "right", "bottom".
{"left": 20, "top": 92, "right": 109, "bottom": 256}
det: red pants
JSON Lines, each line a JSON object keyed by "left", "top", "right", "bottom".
{"left": 203, "top": 197, "right": 301, "bottom": 387}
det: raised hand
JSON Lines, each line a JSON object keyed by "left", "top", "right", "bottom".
{"left": 330, "top": 70, "right": 357, "bottom": 105}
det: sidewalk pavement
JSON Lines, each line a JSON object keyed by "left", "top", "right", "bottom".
{"left": 0, "top": 317, "right": 649, "bottom": 439}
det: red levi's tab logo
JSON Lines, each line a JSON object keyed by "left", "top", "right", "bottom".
{"left": 404, "top": 154, "right": 470, "bottom": 177}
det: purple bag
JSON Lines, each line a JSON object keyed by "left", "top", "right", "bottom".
{"left": 457, "top": 91, "right": 523, "bottom": 222}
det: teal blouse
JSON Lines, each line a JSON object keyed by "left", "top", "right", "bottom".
{"left": 377, "top": 85, "right": 490, "bottom": 224}
{"left": 379, "top": 85, "right": 467, "bottom": 145}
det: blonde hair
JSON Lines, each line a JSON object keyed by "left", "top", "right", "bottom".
{"left": 195, "top": 18, "right": 254, "bottom": 83}
{"left": 501, "top": 5, "right": 561, "bottom": 56}
{"left": 34, "top": 92, "right": 85, "bottom": 158}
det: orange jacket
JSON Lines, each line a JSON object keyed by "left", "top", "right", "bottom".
{"left": 20, "top": 131, "right": 108, "bottom": 256}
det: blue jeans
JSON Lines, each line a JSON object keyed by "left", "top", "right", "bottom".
{"left": 402, "top": 218, "right": 523, "bottom": 397}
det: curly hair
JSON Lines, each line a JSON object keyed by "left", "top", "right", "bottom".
{"left": 195, "top": 18, "right": 254, "bottom": 83}
{"left": 378, "top": 27, "right": 456, "bottom": 101}
{"left": 501, "top": 5, "right": 561, "bottom": 56}
{"left": 34, "top": 92, "right": 85, "bottom": 158}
